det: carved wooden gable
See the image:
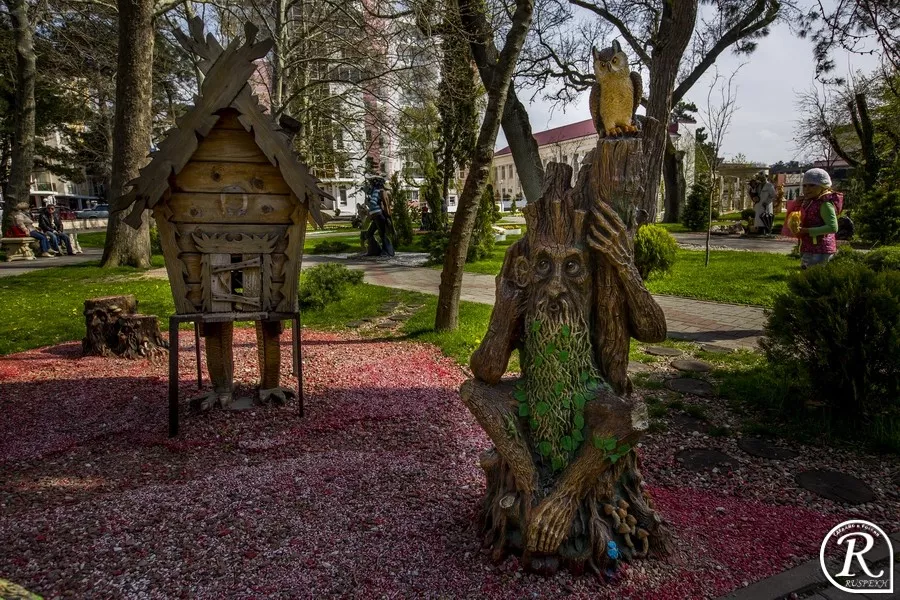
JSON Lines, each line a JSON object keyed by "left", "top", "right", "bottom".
{"left": 153, "top": 108, "right": 308, "bottom": 315}
{"left": 116, "top": 19, "right": 327, "bottom": 316}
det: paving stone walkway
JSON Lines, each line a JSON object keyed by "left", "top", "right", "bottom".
{"left": 303, "top": 254, "right": 767, "bottom": 351}
{"left": 0, "top": 247, "right": 102, "bottom": 277}
{"left": 673, "top": 231, "right": 797, "bottom": 254}
{"left": 715, "top": 529, "right": 899, "bottom": 600}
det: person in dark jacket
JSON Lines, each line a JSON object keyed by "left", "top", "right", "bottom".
{"left": 39, "top": 204, "right": 74, "bottom": 255}
{"left": 363, "top": 176, "right": 395, "bottom": 257}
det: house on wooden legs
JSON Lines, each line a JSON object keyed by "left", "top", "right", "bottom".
{"left": 115, "top": 20, "right": 333, "bottom": 435}
{"left": 116, "top": 20, "right": 330, "bottom": 316}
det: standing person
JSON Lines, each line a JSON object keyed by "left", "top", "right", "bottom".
{"left": 364, "top": 175, "right": 395, "bottom": 257}
{"left": 420, "top": 200, "right": 430, "bottom": 231}
{"left": 797, "top": 168, "right": 841, "bottom": 269}
{"left": 748, "top": 178, "right": 764, "bottom": 232}
{"left": 756, "top": 174, "right": 776, "bottom": 236}
{"left": 39, "top": 203, "right": 74, "bottom": 255}
{"left": 774, "top": 183, "right": 786, "bottom": 216}
{"left": 5, "top": 203, "right": 54, "bottom": 257}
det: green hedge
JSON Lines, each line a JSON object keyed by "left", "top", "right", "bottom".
{"left": 634, "top": 225, "right": 678, "bottom": 280}
{"left": 299, "top": 263, "right": 364, "bottom": 308}
{"left": 762, "top": 261, "right": 900, "bottom": 450}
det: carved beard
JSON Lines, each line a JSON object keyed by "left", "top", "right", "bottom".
{"left": 522, "top": 309, "right": 605, "bottom": 474}
{"left": 527, "top": 278, "right": 589, "bottom": 328}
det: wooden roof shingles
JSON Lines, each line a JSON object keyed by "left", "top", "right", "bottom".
{"left": 119, "top": 19, "right": 330, "bottom": 230}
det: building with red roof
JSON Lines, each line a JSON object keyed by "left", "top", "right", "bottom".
{"left": 491, "top": 117, "right": 697, "bottom": 214}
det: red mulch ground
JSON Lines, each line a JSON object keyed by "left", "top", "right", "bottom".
{"left": 0, "top": 330, "right": 875, "bottom": 599}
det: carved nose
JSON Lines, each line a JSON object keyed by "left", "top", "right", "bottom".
{"left": 546, "top": 279, "right": 564, "bottom": 299}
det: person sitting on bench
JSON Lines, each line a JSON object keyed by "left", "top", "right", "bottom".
{"left": 39, "top": 203, "right": 74, "bottom": 255}
{"left": 6, "top": 203, "right": 54, "bottom": 257}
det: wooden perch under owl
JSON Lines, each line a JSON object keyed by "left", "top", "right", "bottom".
{"left": 589, "top": 40, "right": 642, "bottom": 138}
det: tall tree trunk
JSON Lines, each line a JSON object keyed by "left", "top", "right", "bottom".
{"left": 500, "top": 87, "right": 543, "bottom": 203}
{"left": 272, "top": 0, "right": 287, "bottom": 115}
{"left": 640, "top": 2, "right": 698, "bottom": 223}
{"left": 101, "top": 0, "right": 155, "bottom": 268}
{"left": 464, "top": 22, "right": 544, "bottom": 204}
{"left": 441, "top": 133, "right": 454, "bottom": 207}
{"left": 2, "top": 0, "right": 36, "bottom": 233}
{"left": 183, "top": 1, "right": 205, "bottom": 92}
{"left": 849, "top": 93, "right": 881, "bottom": 190}
{"left": 0, "top": 135, "right": 11, "bottom": 200}
{"left": 435, "top": 0, "right": 534, "bottom": 331}
{"left": 662, "top": 136, "right": 679, "bottom": 223}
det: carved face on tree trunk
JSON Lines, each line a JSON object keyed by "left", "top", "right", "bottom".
{"left": 516, "top": 246, "right": 590, "bottom": 326}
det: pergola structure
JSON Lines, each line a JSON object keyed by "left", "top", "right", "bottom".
{"left": 715, "top": 163, "right": 769, "bottom": 213}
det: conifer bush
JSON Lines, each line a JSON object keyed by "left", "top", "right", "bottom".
{"left": 633, "top": 224, "right": 678, "bottom": 280}
{"left": 681, "top": 175, "right": 712, "bottom": 231}
{"left": 467, "top": 184, "right": 496, "bottom": 262}
{"left": 299, "top": 263, "right": 364, "bottom": 308}
{"left": 762, "top": 262, "right": 900, "bottom": 450}
{"left": 389, "top": 173, "right": 414, "bottom": 247}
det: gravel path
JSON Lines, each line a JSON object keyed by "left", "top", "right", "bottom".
{"left": 0, "top": 331, "right": 896, "bottom": 599}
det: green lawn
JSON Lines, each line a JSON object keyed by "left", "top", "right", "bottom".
{"left": 461, "top": 241, "right": 795, "bottom": 308}
{"left": 0, "top": 257, "right": 172, "bottom": 355}
{"left": 458, "top": 234, "right": 524, "bottom": 275}
{"left": 76, "top": 232, "right": 107, "bottom": 248}
{"left": 644, "top": 249, "right": 794, "bottom": 307}
{"left": 656, "top": 222, "right": 691, "bottom": 234}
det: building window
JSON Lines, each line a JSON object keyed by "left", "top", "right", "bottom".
{"left": 411, "top": 190, "right": 419, "bottom": 202}
{"left": 339, "top": 186, "right": 348, "bottom": 206}
{"left": 573, "top": 152, "right": 579, "bottom": 166}
{"left": 562, "top": 154, "right": 568, "bottom": 165}
{"left": 449, "top": 196, "right": 457, "bottom": 207}
{"left": 380, "top": 161, "right": 386, "bottom": 174}
{"left": 365, "top": 129, "right": 372, "bottom": 143}
{"left": 494, "top": 167, "right": 498, "bottom": 182}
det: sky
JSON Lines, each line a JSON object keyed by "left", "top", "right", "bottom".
{"left": 501, "top": 18, "right": 882, "bottom": 165}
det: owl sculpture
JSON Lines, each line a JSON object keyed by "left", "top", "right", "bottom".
{"left": 589, "top": 40, "right": 642, "bottom": 137}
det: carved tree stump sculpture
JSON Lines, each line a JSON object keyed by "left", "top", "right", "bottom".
{"left": 83, "top": 295, "right": 168, "bottom": 359}
{"left": 461, "top": 139, "right": 670, "bottom": 577}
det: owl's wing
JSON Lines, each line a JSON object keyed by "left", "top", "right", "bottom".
{"left": 630, "top": 71, "right": 643, "bottom": 117}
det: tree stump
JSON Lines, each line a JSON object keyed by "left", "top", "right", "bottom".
{"left": 113, "top": 314, "right": 169, "bottom": 359}
{"left": 82, "top": 295, "right": 168, "bottom": 358}
{"left": 460, "top": 141, "right": 670, "bottom": 578}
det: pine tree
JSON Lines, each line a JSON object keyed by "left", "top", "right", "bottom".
{"left": 682, "top": 174, "right": 712, "bottom": 231}
{"left": 390, "top": 172, "right": 414, "bottom": 246}
{"left": 421, "top": 158, "right": 445, "bottom": 231}
{"left": 468, "top": 183, "right": 496, "bottom": 261}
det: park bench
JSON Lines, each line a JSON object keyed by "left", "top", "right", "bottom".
{"left": 1, "top": 218, "right": 107, "bottom": 262}
{"left": 0, "top": 236, "right": 36, "bottom": 261}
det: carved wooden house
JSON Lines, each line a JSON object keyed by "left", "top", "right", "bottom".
{"left": 118, "top": 21, "right": 329, "bottom": 316}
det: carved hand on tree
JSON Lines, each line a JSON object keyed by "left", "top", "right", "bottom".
{"left": 526, "top": 390, "right": 643, "bottom": 554}
{"left": 527, "top": 489, "right": 577, "bottom": 553}
{"left": 587, "top": 202, "right": 633, "bottom": 271}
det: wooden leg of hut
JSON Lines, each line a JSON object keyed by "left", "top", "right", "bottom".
{"left": 169, "top": 319, "right": 179, "bottom": 437}
{"left": 192, "top": 322, "right": 234, "bottom": 411}
{"left": 257, "top": 320, "right": 294, "bottom": 405}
